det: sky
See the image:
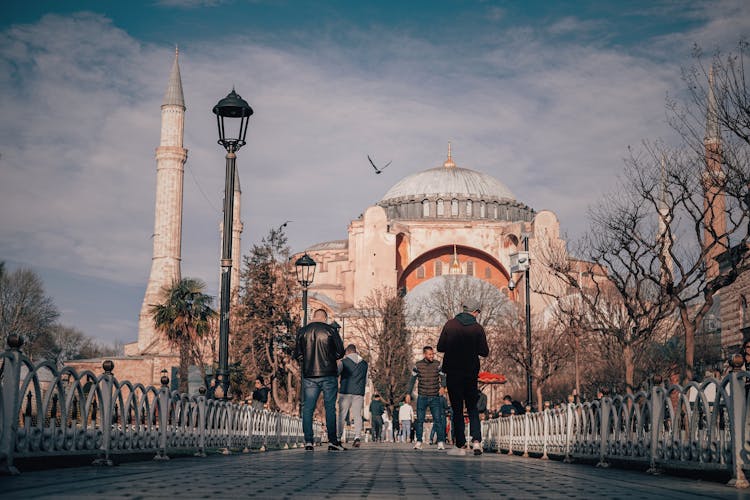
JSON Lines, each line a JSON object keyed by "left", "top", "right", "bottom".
{"left": 1, "top": 0, "right": 748, "bottom": 347}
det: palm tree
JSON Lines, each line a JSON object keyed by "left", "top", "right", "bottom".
{"left": 150, "top": 278, "right": 216, "bottom": 393}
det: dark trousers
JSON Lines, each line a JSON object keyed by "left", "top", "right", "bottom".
{"left": 371, "top": 415, "right": 383, "bottom": 441}
{"left": 446, "top": 372, "right": 481, "bottom": 448}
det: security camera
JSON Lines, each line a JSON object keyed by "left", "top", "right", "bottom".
{"left": 508, "top": 278, "right": 516, "bottom": 291}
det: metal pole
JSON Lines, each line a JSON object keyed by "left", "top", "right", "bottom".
{"left": 217, "top": 146, "right": 237, "bottom": 400}
{"left": 302, "top": 286, "right": 309, "bottom": 327}
{"left": 524, "top": 236, "right": 532, "bottom": 408}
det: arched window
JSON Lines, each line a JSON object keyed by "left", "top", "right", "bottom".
{"left": 493, "top": 203, "right": 498, "bottom": 219}
{"left": 422, "top": 199, "right": 430, "bottom": 217}
{"left": 480, "top": 201, "right": 486, "bottom": 218}
{"left": 451, "top": 199, "right": 459, "bottom": 217}
{"left": 742, "top": 295, "right": 749, "bottom": 328}
{"left": 437, "top": 199, "right": 444, "bottom": 217}
{"left": 435, "top": 260, "right": 443, "bottom": 276}
{"left": 466, "top": 200, "right": 473, "bottom": 217}
{"left": 417, "top": 266, "right": 425, "bottom": 279}
{"left": 484, "top": 267, "right": 492, "bottom": 278}
{"left": 466, "top": 261, "right": 474, "bottom": 276}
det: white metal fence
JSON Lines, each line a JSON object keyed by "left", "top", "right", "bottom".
{"left": 0, "top": 337, "right": 320, "bottom": 474}
{"left": 481, "top": 366, "right": 750, "bottom": 488}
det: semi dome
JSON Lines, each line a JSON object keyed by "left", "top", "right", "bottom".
{"left": 377, "top": 144, "right": 533, "bottom": 223}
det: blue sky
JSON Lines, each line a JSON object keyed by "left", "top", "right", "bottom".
{"left": 1, "top": 0, "right": 748, "bottom": 347}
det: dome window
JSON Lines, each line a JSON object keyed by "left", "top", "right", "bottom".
{"left": 422, "top": 199, "right": 430, "bottom": 217}
{"left": 451, "top": 199, "right": 459, "bottom": 217}
{"left": 437, "top": 199, "right": 444, "bottom": 217}
{"left": 466, "top": 200, "right": 473, "bottom": 216}
{"left": 480, "top": 201, "right": 486, "bottom": 218}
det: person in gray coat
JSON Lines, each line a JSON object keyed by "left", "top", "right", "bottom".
{"left": 337, "top": 344, "right": 368, "bottom": 447}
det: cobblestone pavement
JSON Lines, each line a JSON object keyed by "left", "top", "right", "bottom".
{"left": 2, "top": 442, "right": 748, "bottom": 499}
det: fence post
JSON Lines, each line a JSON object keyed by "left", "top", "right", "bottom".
{"left": 522, "top": 413, "right": 529, "bottom": 457}
{"left": 563, "top": 403, "right": 574, "bottom": 463}
{"left": 195, "top": 387, "right": 207, "bottom": 457}
{"left": 596, "top": 397, "right": 610, "bottom": 468}
{"left": 647, "top": 376, "right": 663, "bottom": 474}
{"left": 507, "top": 414, "right": 514, "bottom": 455}
{"left": 727, "top": 355, "right": 749, "bottom": 488}
{"left": 0, "top": 335, "right": 23, "bottom": 475}
{"left": 541, "top": 409, "right": 549, "bottom": 459}
{"left": 153, "top": 371, "right": 170, "bottom": 461}
{"left": 92, "top": 360, "right": 115, "bottom": 466}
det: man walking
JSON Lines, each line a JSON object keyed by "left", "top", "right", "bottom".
{"left": 338, "top": 344, "right": 368, "bottom": 447}
{"left": 408, "top": 346, "right": 446, "bottom": 450}
{"left": 437, "top": 299, "right": 489, "bottom": 456}
{"left": 369, "top": 394, "right": 385, "bottom": 442}
{"left": 295, "top": 309, "right": 346, "bottom": 451}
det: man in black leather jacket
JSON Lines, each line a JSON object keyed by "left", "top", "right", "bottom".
{"left": 295, "top": 309, "right": 345, "bottom": 451}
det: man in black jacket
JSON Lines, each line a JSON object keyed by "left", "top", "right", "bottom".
{"left": 437, "top": 299, "right": 489, "bottom": 456}
{"left": 295, "top": 309, "right": 345, "bottom": 451}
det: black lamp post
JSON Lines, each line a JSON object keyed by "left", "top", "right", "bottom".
{"left": 212, "top": 89, "right": 253, "bottom": 400}
{"left": 295, "top": 253, "right": 316, "bottom": 327}
{"left": 508, "top": 235, "right": 532, "bottom": 408}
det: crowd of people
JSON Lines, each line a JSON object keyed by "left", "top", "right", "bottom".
{"left": 292, "top": 300, "right": 489, "bottom": 455}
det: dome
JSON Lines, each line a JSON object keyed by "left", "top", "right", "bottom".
{"left": 377, "top": 145, "right": 533, "bottom": 223}
{"left": 380, "top": 166, "right": 515, "bottom": 203}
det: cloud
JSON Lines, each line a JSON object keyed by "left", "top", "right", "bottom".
{"left": 0, "top": 7, "right": 748, "bottom": 342}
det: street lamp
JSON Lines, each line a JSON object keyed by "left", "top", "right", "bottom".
{"left": 508, "top": 235, "right": 532, "bottom": 408}
{"left": 212, "top": 88, "right": 253, "bottom": 400}
{"left": 295, "top": 253, "right": 316, "bottom": 327}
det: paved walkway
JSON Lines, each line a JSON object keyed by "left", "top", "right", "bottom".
{"left": 1, "top": 442, "right": 747, "bottom": 499}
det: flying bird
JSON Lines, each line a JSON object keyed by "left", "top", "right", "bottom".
{"left": 368, "top": 155, "right": 392, "bottom": 174}
{"left": 279, "top": 220, "right": 293, "bottom": 231}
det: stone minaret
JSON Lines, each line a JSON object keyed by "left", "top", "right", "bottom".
{"left": 703, "top": 67, "right": 727, "bottom": 281}
{"left": 137, "top": 48, "right": 187, "bottom": 353}
{"left": 657, "top": 155, "right": 674, "bottom": 285}
{"left": 219, "top": 169, "right": 243, "bottom": 304}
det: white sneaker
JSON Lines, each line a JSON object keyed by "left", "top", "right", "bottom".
{"left": 437, "top": 441, "right": 445, "bottom": 450}
{"left": 446, "top": 446, "right": 466, "bottom": 456}
{"left": 472, "top": 441, "right": 483, "bottom": 455}
{"left": 413, "top": 441, "right": 422, "bottom": 450}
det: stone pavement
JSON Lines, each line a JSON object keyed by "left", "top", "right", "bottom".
{"left": 1, "top": 442, "right": 748, "bottom": 499}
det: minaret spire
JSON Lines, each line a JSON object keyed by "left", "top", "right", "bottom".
{"left": 706, "top": 66, "right": 719, "bottom": 141}
{"left": 163, "top": 46, "right": 185, "bottom": 109}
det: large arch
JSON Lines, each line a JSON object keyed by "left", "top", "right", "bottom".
{"left": 398, "top": 244, "right": 511, "bottom": 294}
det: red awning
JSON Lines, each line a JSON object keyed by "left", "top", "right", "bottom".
{"left": 478, "top": 371, "right": 507, "bottom": 384}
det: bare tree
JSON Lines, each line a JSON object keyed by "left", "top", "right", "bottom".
{"left": 0, "top": 263, "right": 59, "bottom": 354}
{"left": 353, "top": 287, "right": 412, "bottom": 408}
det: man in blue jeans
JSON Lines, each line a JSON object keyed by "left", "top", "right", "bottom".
{"left": 294, "top": 309, "right": 346, "bottom": 451}
{"left": 407, "top": 346, "right": 447, "bottom": 450}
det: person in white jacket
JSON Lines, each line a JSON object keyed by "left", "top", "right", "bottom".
{"left": 399, "top": 395, "right": 415, "bottom": 443}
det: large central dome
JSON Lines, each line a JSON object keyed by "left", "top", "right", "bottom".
{"left": 377, "top": 145, "right": 532, "bottom": 223}
{"left": 381, "top": 166, "right": 515, "bottom": 203}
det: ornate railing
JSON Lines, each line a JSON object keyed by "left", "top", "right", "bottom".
{"left": 0, "top": 336, "right": 320, "bottom": 474}
{"left": 481, "top": 362, "right": 750, "bottom": 488}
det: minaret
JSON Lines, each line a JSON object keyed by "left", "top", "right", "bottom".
{"left": 218, "top": 169, "right": 243, "bottom": 304}
{"left": 137, "top": 48, "right": 188, "bottom": 353}
{"left": 449, "top": 245, "right": 462, "bottom": 275}
{"left": 657, "top": 154, "right": 673, "bottom": 285}
{"left": 703, "top": 67, "right": 727, "bottom": 281}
